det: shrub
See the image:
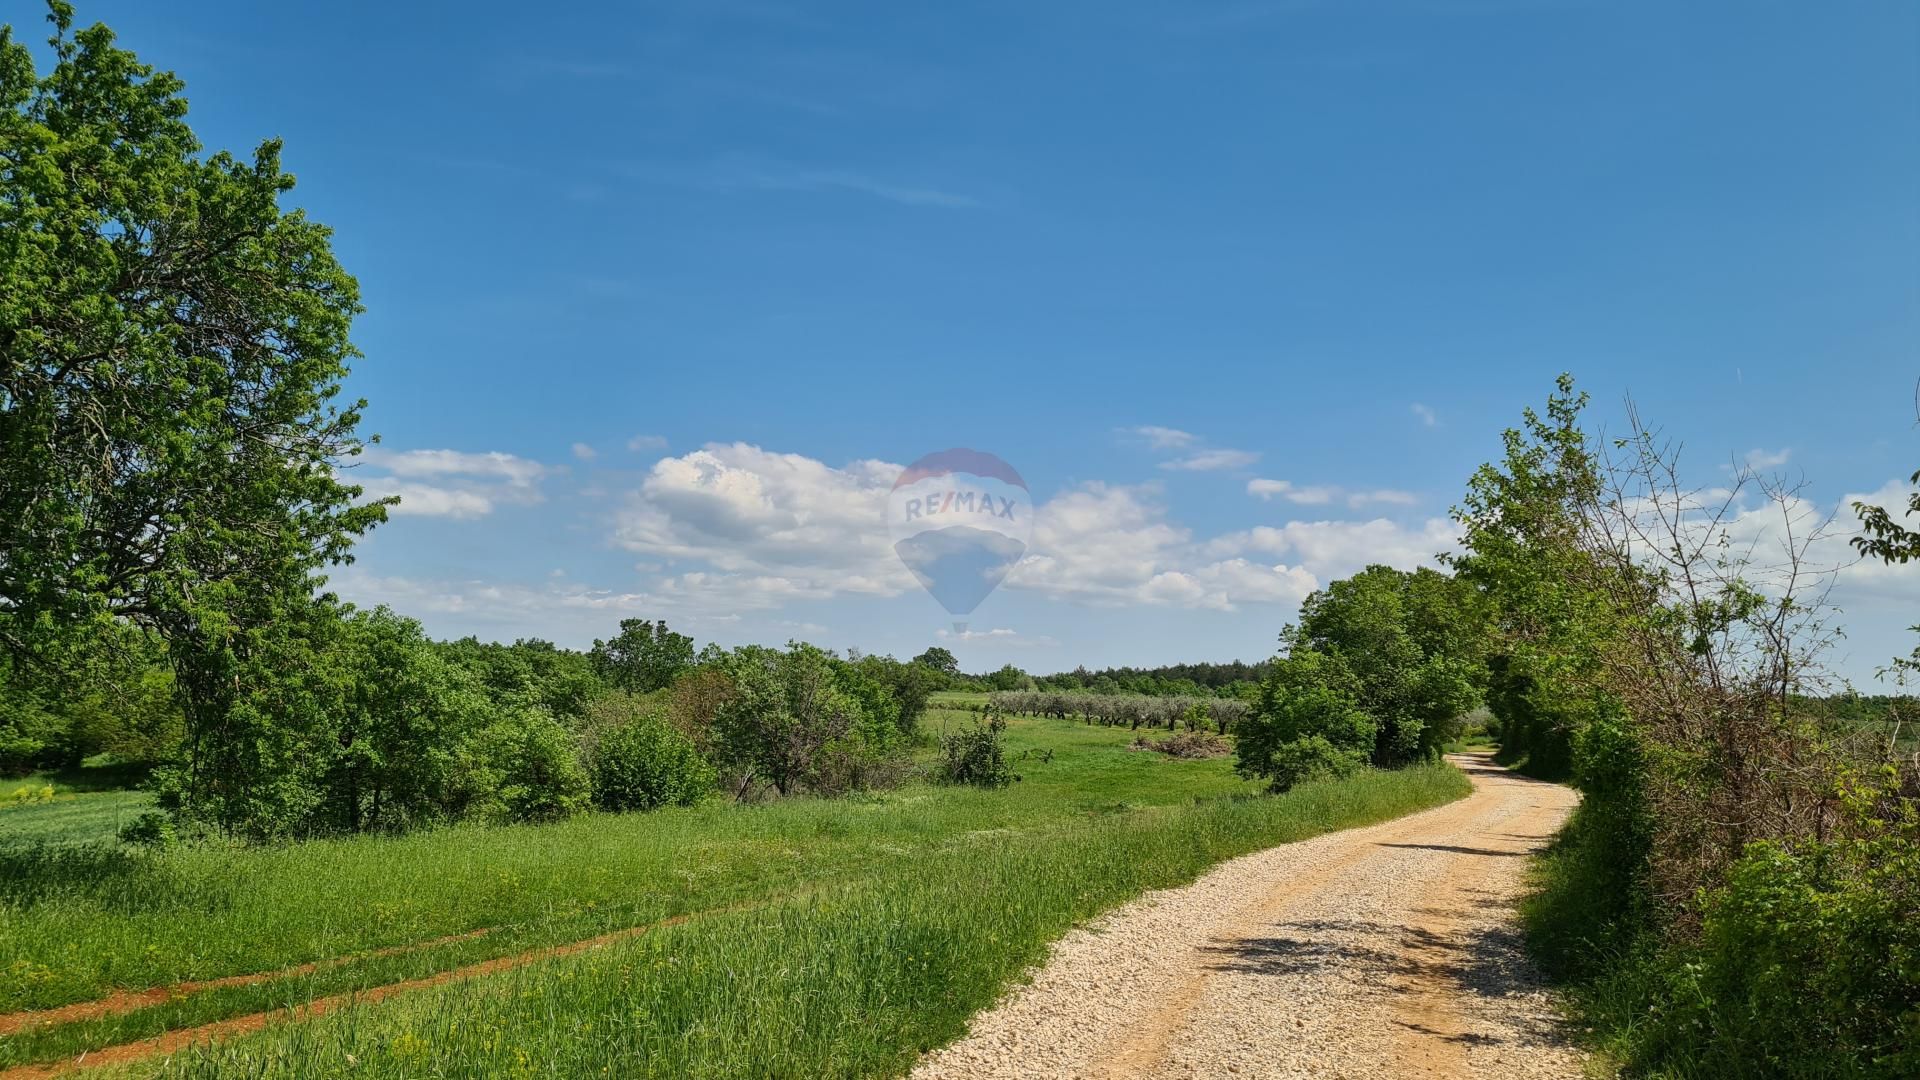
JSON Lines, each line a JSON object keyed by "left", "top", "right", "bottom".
{"left": 1621, "top": 770, "right": 1920, "bottom": 1078}
{"left": 1259, "top": 734, "right": 1367, "bottom": 792}
{"left": 939, "top": 715, "right": 1016, "bottom": 788}
{"left": 591, "top": 712, "right": 715, "bottom": 812}
{"left": 480, "top": 710, "right": 592, "bottom": 823}
{"left": 117, "top": 810, "right": 178, "bottom": 849}
{"left": 1236, "top": 675, "right": 1377, "bottom": 792}
{"left": 3, "top": 783, "right": 55, "bottom": 807}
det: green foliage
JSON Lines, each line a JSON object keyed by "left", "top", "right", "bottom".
{"left": 1236, "top": 659, "right": 1376, "bottom": 792}
{"left": 938, "top": 714, "right": 1015, "bottom": 788}
{"left": 0, "top": 628, "right": 182, "bottom": 774}
{"left": 116, "top": 809, "right": 176, "bottom": 849}
{"left": 856, "top": 654, "right": 938, "bottom": 739}
{"left": 983, "top": 663, "right": 1030, "bottom": 691}
{"left": 482, "top": 709, "right": 591, "bottom": 824}
{"left": 708, "top": 642, "right": 904, "bottom": 797}
{"left": 1448, "top": 376, "right": 1619, "bottom": 782}
{"left": 590, "top": 711, "right": 714, "bottom": 812}
{"left": 1652, "top": 783, "right": 1920, "bottom": 1079}
{"left": 0, "top": 2, "right": 387, "bottom": 741}
{"left": 1290, "top": 565, "right": 1488, "bottom": 765}
{"left": 589, "top": 619, "right": 694, "bottom": 694}
{"left": 912, "top": 646, "right": 959, "bottom": 678}
{"left": 438, "top": 637, "right": 601, "bottom": 723}
{"left": 146, "top": 608, "right": 592, "bottom": 838}
{"left": 1852, "top": 466, "right": 1920, "bottom": 566}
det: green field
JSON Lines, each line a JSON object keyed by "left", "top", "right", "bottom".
{"left": 0, "top": 708, "right": 1469, "bottom": 1076}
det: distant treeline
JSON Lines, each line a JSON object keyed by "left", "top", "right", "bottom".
{"left": 1026, "top": 660, "right": 1271, "bottom": 696}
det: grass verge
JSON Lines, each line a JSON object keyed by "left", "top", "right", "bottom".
{"left": 132, "top": 762, "right": 1468, "bottom": 1078}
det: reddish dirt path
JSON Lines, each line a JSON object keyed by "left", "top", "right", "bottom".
{"left": 0, "top": 928, "right": 495, "bottom": 1038}
{"left": 0, "top": 903, "right": 741, "bottom": 1079}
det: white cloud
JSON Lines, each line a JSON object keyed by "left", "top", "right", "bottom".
{"left": 1125, "top": 425, "right": 1197, "bottom": 450}
{"left": 358, "top": 481, "right": 496, "bottom": 520}
{"left": 1412, "top": 403, "right": 1439, "bottom": 428}
{"left": 350, "top": 448, "right": 551, "bottom": 519}
{"left": 1159, "top": 448, "right": 1260, "bottom": 472}
{"left": 1348, "top": 488, "right": 1420, "bottom": 509}
{"left": 362, "top": 448, "right": 547, "bottom": 488}
{"left": 1205, "top": 517, "right": 1461, "bottom": 582}
{"left": 1248, "top": 478, "right": 1417, "bottom": 510}
{"left": 1248, "top": 478, "right": 1335, "bottom": 504}
{"left": 613, "top": 443, "right": 916, "bottom": 597}
{"left": 1744, "top": 447, "right": 1791, "bottom": 470}
{"left": 1007, "top": 482, "right": 1318, "bottom": 611}
{"left": 935, "top": 627, "right": 1059, "bottom": 647}
{"left": 571, "top": 442, "right": 598, "bottom": 461}
{"left": 612, "top": 450, "right": 1330, "bottom": 614}
{"left": 627, "top": 434, "right": 668, "bottom": 452}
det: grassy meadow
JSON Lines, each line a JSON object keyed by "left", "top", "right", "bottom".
{"left": 0, "top": 703, "right": 1469, "bottom": 1076}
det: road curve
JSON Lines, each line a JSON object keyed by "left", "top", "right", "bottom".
{"left": 912, "top": 753, "right": 1583, "bottom": 1080}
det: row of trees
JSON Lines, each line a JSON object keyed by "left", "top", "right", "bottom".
{"left": 127, "top": 613, "right": 944, "bottom": 840}
{"left": 984, "top": 690, "right": 1252, "bottom": 733}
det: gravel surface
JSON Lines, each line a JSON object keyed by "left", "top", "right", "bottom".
{"left": 911, "top": 754, "right": 1583, "bottom": 1080}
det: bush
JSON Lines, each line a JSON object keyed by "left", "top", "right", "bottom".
{"left": 117, "top": 810, "right": 178, "bottom": 849}
{"left": 710, "top": 643, "right": 906, "bottom": 797}
{"left": 479, "top": 710, "right": 592, "bottom": 823}
{"left": 938, "top": 715, "right": 1016, "bottom": 788}
{"left": 1627, "top": 773, "right": 1920, "bottom": 1078}
{"left": 1236, "top": 674, "right": 1377, "bottom": 792}
{"left": 591, "top": 712, "right": 715, "bottom": 812}
{"left": 1260, "top": 734, "right": 1367, "bottom": 792}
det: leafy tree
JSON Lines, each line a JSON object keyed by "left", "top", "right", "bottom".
{"left": 1854, "top": 466, "right": 1920, "bottom": 677}
{"left": 984, "top": 663, "right": 1030, "bottom": 691}
{"left": 709, "top": 642, "right": 901, "bottom": 798}
{"left": 1292, "top": 565, "right": 1488, "bottom": 764}
{"left": 0, "top": 625, "right": 179, "bottom": 773}
{"left": 848, "top": 653, "right": 934, "bottom": 739}
{"left": 475, "top": 708, "right": 590, "bottom": 823}
{"left": 912, "top": 646, "right": 959, "bottom": 678}
{"left": 1, "top": 5, "right": 389, "bottom": 829}
{"left": 1447, "top": 374, "right": 1614, "bottom": 779}
{"left": 439, "top": 637, "right": 601, "bottom": 723}
{"left": 1853, "top": 467, "right": 1920, "bottom": 565}
{"left": 590, "top": 619, "right": 694, "bottom": 694}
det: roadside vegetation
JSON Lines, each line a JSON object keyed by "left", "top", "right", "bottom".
{"left": 1455, "top": 379, "right": 1919, "bottom": 1079}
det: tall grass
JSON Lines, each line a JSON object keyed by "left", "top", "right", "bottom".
{"left": 1, "top": 715, "right": 1249, "bottom": 1014}
{"left": 152, "top": 764, "right": 1469, "bottom": 1079}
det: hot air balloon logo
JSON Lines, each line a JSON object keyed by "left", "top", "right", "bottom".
{"left": 886, "top": 449, "right": 1031, "bottom": 631}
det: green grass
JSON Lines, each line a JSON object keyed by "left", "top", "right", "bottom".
{"left": 146, "top": 762, "right": 1468, "bottom": 1079}
{"left": 3, "top": 712, "right": 1470, "bottom": 1076}
{"left": 0, "top": 788, "right": 154, "bottom": 849}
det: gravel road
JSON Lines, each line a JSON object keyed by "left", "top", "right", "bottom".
{"left": 911, "top": 753, "right": 1583, "bottom": 1080}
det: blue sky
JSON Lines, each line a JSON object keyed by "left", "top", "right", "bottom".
{"left": 35, "top": 0, "right": 1920, "bottom": 683}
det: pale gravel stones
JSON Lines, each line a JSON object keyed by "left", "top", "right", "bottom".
{"left": 911, "top": 755, "right": 1583, "bottom": 1080}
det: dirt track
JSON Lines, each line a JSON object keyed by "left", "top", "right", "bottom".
{"left": 913, "top": 753, "right": 1583, "bottom": 1080}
